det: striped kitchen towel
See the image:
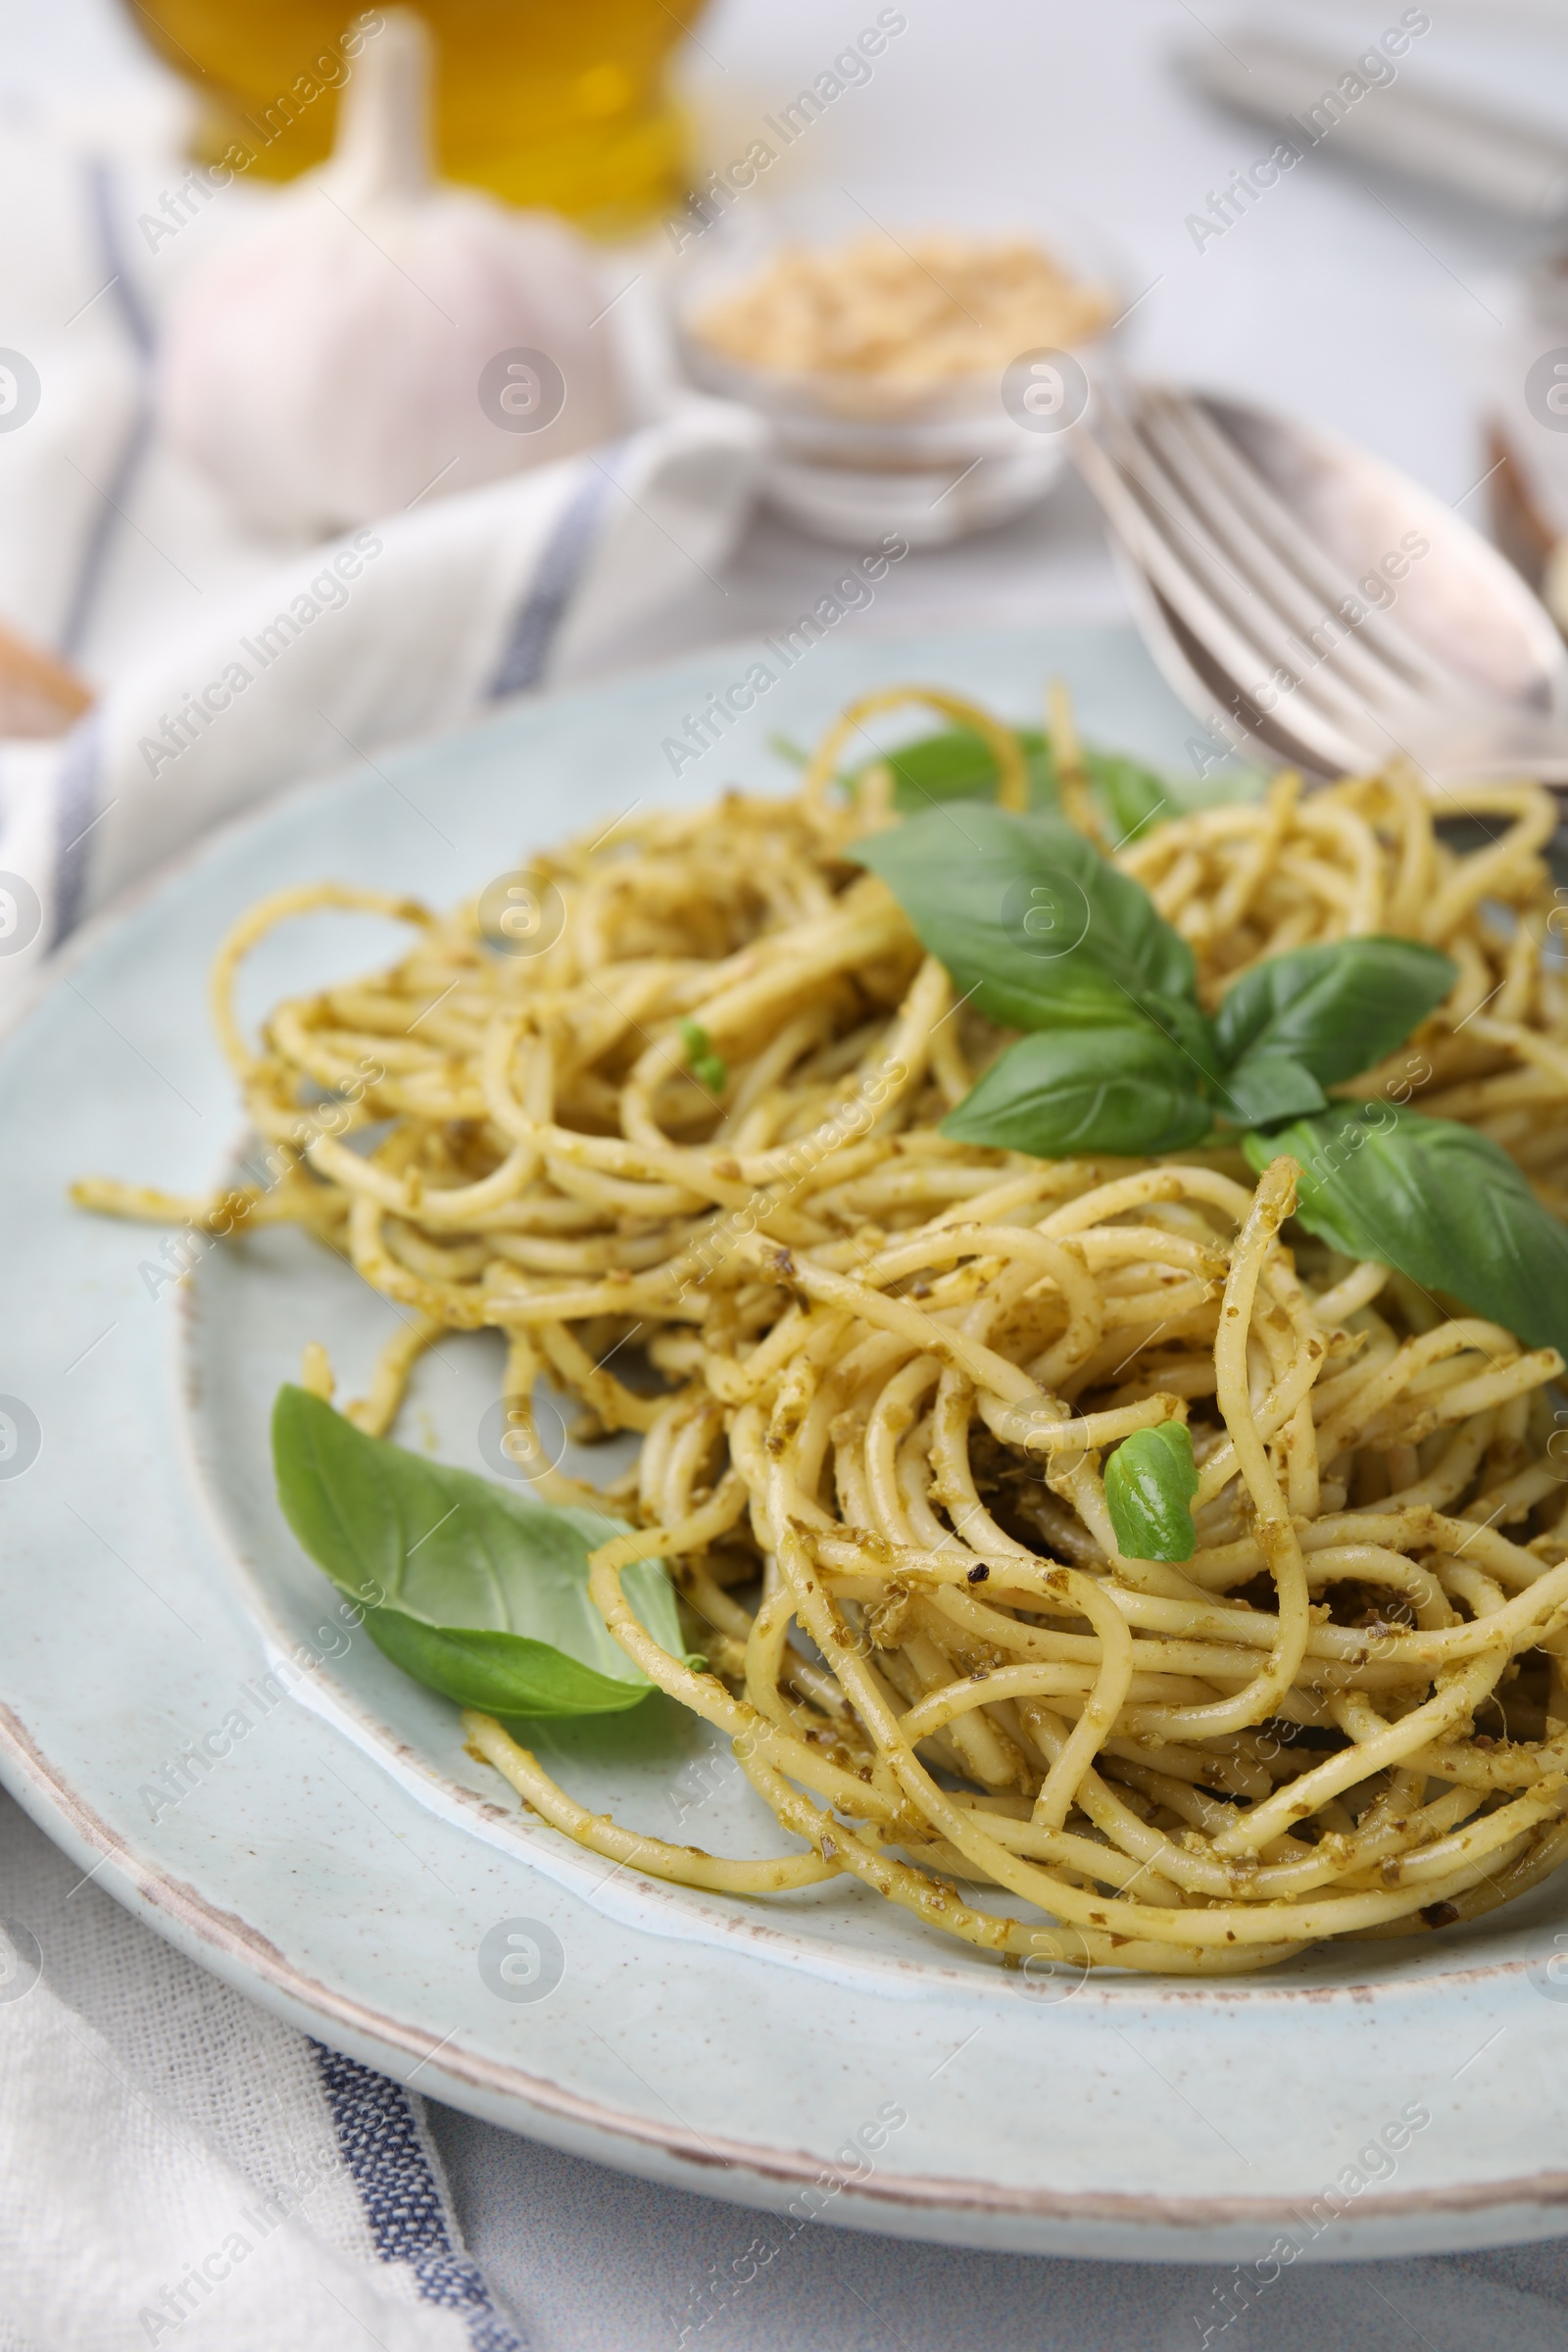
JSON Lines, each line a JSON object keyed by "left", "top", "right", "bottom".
{"left": 0, "top": 1788, "right": 520, "bottom": 2350}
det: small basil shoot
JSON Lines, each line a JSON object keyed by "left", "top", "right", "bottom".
{"left": 272, "top": 1385, "right": 691, "bottom": 1718}
{"left": 1104, "top": 1421, "right": 1200, "bottom": 1563}
{"left": 680, "top": 1019, "right": 727, "bottom": 1096}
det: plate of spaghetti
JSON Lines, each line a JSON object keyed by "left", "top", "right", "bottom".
{"left": 7, "top": 624, "right": 1568, "bottom": 2264}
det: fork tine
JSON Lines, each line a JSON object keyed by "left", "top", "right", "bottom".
{"left": 1112, "top": 543, "right": 1372, "bottom": 778}
{"left": 1141, "top": 393, "right": 1549, "bottom": 787}
{"left": 1113, "top": 399, "right": 1440, "bottom": 752}
{"left": 1144, "top": 390, "right": 1456, "bottom": 702}
{"left": 1073, "top": 419, "right": 1373, "bottom": 776}
{"left": 1137, "top": 395, "right": 1440, "bottom": 712}
{"left": 1090, "top": 400, "right": 1402, "bottom": 752}
{"left": 1075, "top": 416, "right": 1298, "bottom": 700}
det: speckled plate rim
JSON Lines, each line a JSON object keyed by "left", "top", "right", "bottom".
{"left": 11, "top": 1692, "right": 1568, "bottom": 2260}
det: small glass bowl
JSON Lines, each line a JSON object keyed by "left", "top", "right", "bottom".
{"left": 669, "top": 183, "right": 1127, "bottom": 548}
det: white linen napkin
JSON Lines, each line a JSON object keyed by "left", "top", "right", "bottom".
{"left": 0, "top": 1791, "right": 521, "bottom": 2352}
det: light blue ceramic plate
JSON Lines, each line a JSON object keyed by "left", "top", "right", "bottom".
{"left": 4, "top": 626, "right": 1568, "bottom": 2265}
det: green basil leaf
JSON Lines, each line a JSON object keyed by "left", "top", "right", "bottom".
{"left": 942, "top": 1028, "right": 1213, "bottom": 1157}
{"left": 271, "top": 1385, "right": 684, "bottom": 1717}
{"left": 1217, "top": 1053, "right": 1327, "bottom": 1129}
{"left": 352, "top": 1610, "right": 658, "bottom": 1718}
{"left": 680, "top": 1018, "right": 727, "bottom": 1094}
{"left": 1083, "top": 750, "right": 1171, "bottom": 845}
{"left": 855, "top": 727, "right": 1171, "bottom": 845}
{"left": 850, "top": 806, "right": 1210, "bottom": 1055}
{"left": 860, "top": 726, "right": 1054, "bottom": 810}
{"left": 1215, "top": 939, "right": 1456, "bottom": 1089}
{"left": 1244, "top": 1108, "right": 1568, "bottom": 1359}
{"left": 1104, "top": 1421, "right": 1200, "bottom": 1562}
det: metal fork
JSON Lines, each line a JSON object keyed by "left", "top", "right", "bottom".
{"left": 1071, "top": 384, "right": 1568, "bottom": 788}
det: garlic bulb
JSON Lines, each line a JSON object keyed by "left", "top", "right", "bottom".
{"left": 157, "top": 10, "right": 624, "bottom": 537}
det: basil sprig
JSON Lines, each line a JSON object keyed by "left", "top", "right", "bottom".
{"left": 851, "top": 806, "right": 1455, "bottom": 1152}
{"left": 1104, "top": 1421, "right": 1200, "bottom": 1563}
{"left": 272, "top": 1386, "right": 689, "bottom": 1717}
{"left": 852, "top": 796, "right": 1568, "bottom": 1358}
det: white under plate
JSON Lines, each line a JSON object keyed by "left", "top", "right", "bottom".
{"left": 3, "top": 626, "right": 1567, "bottom": 2264}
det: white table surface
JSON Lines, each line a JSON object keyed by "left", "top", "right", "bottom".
{"left": 9, "top": 0, "right": 1568, "bottom": 2342}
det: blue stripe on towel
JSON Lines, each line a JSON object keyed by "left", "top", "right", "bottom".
{"left": 312, "top": 2041, "right": 526, "bottom": 2351}
{"left": 486, "top": 463, "right": 615, "bottom": 700}
{"left": 57, "top": 156, "right": 156, "bottom": 665}
{"left": 50, "top": 709, "right": 104, "bottom": 947}
{"left": 49, "top": 155, "right": 156, "bottom": 949}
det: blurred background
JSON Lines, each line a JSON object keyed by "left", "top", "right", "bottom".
{"left": 4, "top": 0, "right": 1568, "bottom": 707}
